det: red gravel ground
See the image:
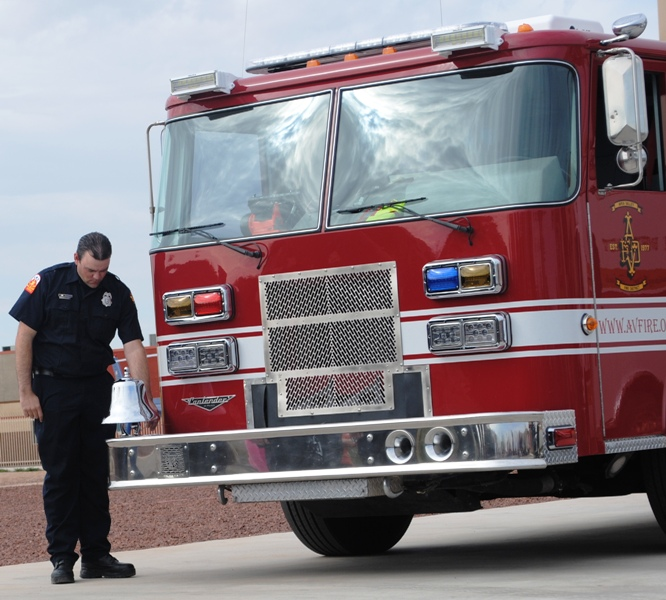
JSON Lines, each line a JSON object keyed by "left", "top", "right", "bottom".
{"left": 0, "top": 470, "right": 550, "bottom": 567}
{"left": 0, "top": 470, "right": 291, "bottom": 567}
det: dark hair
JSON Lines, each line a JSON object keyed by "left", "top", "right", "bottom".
{"left": 76, "top": 232, "right": 112, "bottom": 261}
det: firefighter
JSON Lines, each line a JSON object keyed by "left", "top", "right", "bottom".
{"left": 9, "top": 232, "right": 159, "bottom": 585}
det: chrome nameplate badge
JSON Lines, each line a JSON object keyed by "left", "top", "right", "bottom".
{"left": 182, "top": 395, "right": 234, "bottom": 412}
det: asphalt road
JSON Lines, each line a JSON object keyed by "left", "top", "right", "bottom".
{"left": 1, "top": 494, "right": 664, "bottom": 599}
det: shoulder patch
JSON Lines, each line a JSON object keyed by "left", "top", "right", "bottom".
{"left": 24, "top": 274, "right": 41, "bottom": 294}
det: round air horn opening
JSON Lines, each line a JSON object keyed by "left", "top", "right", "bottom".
{"left": 385, "top": 430, "right": 415, "bottom": 464}
{"left": 424, "top": 427, "right": 455, "bottom": 462}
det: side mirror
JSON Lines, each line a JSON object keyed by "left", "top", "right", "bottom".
{"left": 602, "top": 52, "right": 648, "bottom": 147}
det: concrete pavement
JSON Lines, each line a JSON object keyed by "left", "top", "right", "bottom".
{"left": 1, "top": 494, "right": 665, "bottom": 599}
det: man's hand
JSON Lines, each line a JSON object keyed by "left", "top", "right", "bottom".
{"left": 145, "top": 396, "right": 160, "bottom": 431}
{"left": 20, "top": 389, "right": 43, "bottom": 422}
{"left": 124, "top": 339, "right": 160, "bottom": 431}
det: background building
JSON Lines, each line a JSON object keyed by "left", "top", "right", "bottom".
{"left": 0, "top": 345, "right": 161, "bottom": 469}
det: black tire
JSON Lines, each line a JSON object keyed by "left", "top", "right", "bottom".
{"left": 281, "top": 500, "right": 412, "bottom": 556}
{"left": 641, "top": 448, "right": 666, "bottom": 534}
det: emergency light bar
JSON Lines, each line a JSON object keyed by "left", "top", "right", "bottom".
{"left": 247, "top": 20, "right": 514, "bottom": 75}
{"left": 170, "top": 70, "right": 236, "bottom": 98}
{"left": 431, "top": 22, "right": 507, "bottom": 57}
{"left": 247, "top": 30, "right": 433, "bottom": 74}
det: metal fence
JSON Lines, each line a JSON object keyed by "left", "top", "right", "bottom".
{"left": 0, "top": 415, "right": 40, "bottom": 469}
{"left": 0, "top": 414, "right": 164, "bottom": 470}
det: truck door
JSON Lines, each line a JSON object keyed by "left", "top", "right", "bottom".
{"left": 590, "top": 57, "right": 666, "bottom": 446}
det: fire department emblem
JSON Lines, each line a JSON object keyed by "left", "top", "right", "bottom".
{"left": 24, "top": 274, "right": 41, "bottom": 294}
{"left": 182, "top": 395, "right": 234, "bottom": 412}
{"left": 611, "top": 201, "right": 648, "bottom": 292}
{"left": 101, "top": 292, "right": 113, "bottom": 307}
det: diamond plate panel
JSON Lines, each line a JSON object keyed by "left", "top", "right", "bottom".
{"left": 543, "top": 409, "right": 578, "bottom": 465}
{"left": 605, "top": 435, "right": 666, "bottom": 454}
{"left": 232, "top": 478, "right": 385, "bottom": 502}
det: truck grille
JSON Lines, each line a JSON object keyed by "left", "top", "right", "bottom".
{"left": 259, "top": 262, "right": 401, "bottom": 417}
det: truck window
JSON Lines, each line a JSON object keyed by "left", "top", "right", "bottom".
{"left": 329, "top": 62, "right": 579, "bottom": 226}
{"left": 152, "top": 93, "right": 330, "bottom": 249}
{"left": 596, "top": 71, "right": 664, "bottom": 191}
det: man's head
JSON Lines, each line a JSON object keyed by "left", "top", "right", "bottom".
{"left": 74, "top": 232, "right": 112, "bottom": 288}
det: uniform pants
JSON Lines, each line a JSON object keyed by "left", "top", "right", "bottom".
{"left": 32, "top": 372, "right": 116, "bottom": 565}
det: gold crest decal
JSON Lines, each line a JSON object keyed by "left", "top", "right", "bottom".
{"left": 611, "top": 201, "right": 647, "bottom": 292}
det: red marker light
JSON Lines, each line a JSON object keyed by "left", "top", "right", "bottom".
{"left": 548, "top": 426, "right": 577, "bottom": 449}
{"left": 194, "top": 291, "right": 223, "bottom": 316}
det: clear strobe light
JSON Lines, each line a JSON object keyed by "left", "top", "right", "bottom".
{"left": 431, "top": 22, "right": 507, "bottom": 57}
{"left": 170, "top": 71, "right": 236, "bottom": 98}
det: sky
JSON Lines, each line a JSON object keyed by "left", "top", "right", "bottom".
{"left": 0, "top": 0, "right": 659, "bottom": 348}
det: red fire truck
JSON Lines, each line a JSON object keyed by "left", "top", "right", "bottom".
{"left": 108, "top": 13, "right": 666, "bottom": 555}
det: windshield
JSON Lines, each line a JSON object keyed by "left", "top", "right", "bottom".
{"left": 152, "top": 63, "right": 579, "bottom": 248}
{"left": 330, "top": 63, "right": 579, "bottom": 225}
{"left": 152, "top": 93, "right": 330, "bottom": 248}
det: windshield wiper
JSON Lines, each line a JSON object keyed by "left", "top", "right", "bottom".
{"left": 338, "top": 196, "right": 427, "bottom": 215}
{"left": 151, "top": 221, "right": 226, "bottom": 237}
{"left": 337, "top": 198, "right": 474, "bottom": 244}
{"left": 150, "top": 222, "right": 263, "bottom": 261}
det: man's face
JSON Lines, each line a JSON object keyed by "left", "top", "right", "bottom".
{"left": 74, "top": 251, "right": 110, "bottom": 288}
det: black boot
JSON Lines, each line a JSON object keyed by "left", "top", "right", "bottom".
{"left": 51, "top": 559, "right": 75, "bottom": 584}
{"left": 80, "top": 554, "right": 136, "bottom": 579}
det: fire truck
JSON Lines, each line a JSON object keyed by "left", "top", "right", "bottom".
{"left": 108, "top": 13, "right": 666, "bottom": 555}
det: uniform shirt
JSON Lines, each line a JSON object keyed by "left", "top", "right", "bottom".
{"left": 9, "top": 262, "right": 143, "bottom": 378}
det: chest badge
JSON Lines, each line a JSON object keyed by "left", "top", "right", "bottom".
{"left": 101, "top": 292, "right": 113, "bottom": 307}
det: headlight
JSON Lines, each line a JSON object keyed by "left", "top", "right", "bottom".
{"left": 427, "top": 312, "right": 511, "bottom": 355}
{"left": 167, "top": 338, "right": 239, "bottom": 375}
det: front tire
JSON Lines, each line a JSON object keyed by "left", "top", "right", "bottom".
{"left": 281, "top": 500, "right": 412, "bottom": 556}
{"left": 641, "top": 448, "right": 666, "bottom": 533}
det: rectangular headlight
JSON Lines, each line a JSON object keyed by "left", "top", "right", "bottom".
{"left": 197, "top": 340, "right": 233, "bottom": 371}
{"left": 167, "top": 338, "right": 239, "bottom": 375}
{"left": 167, "top": 344, "right": 198, "bottom": 373}
{"left": 427, "top": 312, "right": 511, "bottom": 355}
{"left": 423, "top": 256, "right": 505, "bottom": 299}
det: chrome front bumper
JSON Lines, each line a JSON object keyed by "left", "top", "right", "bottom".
{"left": 107, "top": 410, "right": 576, "bottom": 491}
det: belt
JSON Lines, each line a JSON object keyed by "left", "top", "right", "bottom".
{"left": 32, "top": 367, "right": 109, "bottom": 379}
{"left": 32, "top": 367, "right": 57, "bottom": 377}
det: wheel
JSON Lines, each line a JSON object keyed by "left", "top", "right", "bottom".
{"left": 281, "top": 500, "right": 412, "bottom": 556}
{"left": 641, "top": 448, "right": 666, "bottom": 533}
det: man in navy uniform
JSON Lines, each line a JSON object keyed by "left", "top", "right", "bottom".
{"left": 10, "top": 232, "right": 159, "bottom": 584}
